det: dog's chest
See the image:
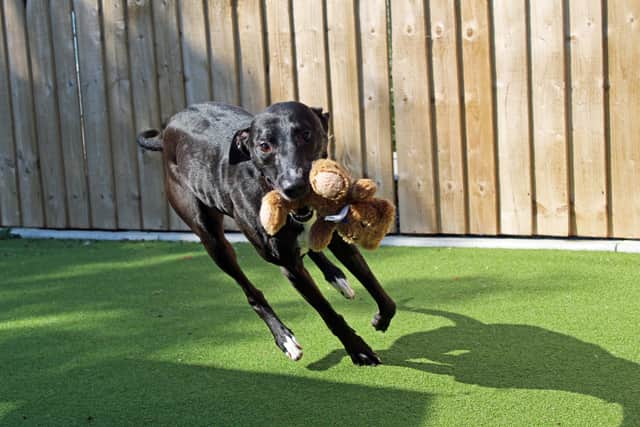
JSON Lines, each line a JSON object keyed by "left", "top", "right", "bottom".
{"left": 296, "top": 211, "right": 317, "bottom": 256}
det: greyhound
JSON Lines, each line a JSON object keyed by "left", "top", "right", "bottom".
{"left": 137, "top": 101, "right": 395, "bottom": 365}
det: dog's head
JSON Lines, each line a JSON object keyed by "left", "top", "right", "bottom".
{"left": 230, "top": 102, "right": 330, "bottom": 201}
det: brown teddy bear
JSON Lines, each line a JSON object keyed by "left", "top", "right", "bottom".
{"left": 259, "top": 159, "right": 396, "bottom": 251}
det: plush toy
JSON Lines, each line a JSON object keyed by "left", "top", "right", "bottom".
{"left": 259, "top": 159, "right": 396, "bottom": 251}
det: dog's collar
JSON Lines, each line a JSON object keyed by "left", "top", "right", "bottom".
{"left": 324, "top": 205, "right": 350, "bottom": 224}
{"left": 290, "top": 206, "right": 314, "bottom": 223}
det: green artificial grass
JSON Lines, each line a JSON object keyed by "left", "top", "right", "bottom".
{"left": 1, "top": 238, "right": 639, "bottom": 426}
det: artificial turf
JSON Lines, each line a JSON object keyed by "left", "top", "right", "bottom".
{"left": 0, "top": 237, "right": 638, "bottom": 426}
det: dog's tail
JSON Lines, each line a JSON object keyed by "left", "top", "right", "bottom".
{"left": 137, "top": 129, "right": 163, "bottom": 151}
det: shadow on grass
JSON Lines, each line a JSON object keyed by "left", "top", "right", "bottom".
{"left": 0, "top": 358, "right": 431, "bottom": 425}
{"left": 309, "top": 308, "right": 640, "bottom": 427}
{"left": 0, "top": 240, "right": 433, "bottom": 425}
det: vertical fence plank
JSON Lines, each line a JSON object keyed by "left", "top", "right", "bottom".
{"left": 208, "top": 0, "right": 240, "bottom": 104}
{"left": 429, "top": 0, "right": 466, "bottom": 234}
{"left": 206, "top": 0, "right": 240, "bottom": 233}
{"left": 127, "top": 0, "right": 168, "bottom": 230}
{"left": 358, "top": 0, "right": 395, "bottom": 208}
{"left": 326, "top": 0, "right": 363, "bottom": 176}
{"left": 292, "top": 1, "right": 330, "bottom": 113}
{"left": 50, "top": 0, "right": 90, "bottom": 229}
{"left": 179, "top": 0, "right": 211, "bottom": 104}
{"left": 154, "top": 0, "right": 188, "bottom": 231}
{"left": 493, "top": 0, "right": 532, "bottom": 235}
{"left": 530, "top": 0, "right": 569, "bottom": 236}
{"left": 26, "top": 1, "right": 68, "bottom": 228}
{"left": 391, "top": 0, "right": 437, "bottom": 233}
{"left": 609, "top": 0, "right": 640, "bottom": 238}
{"left": 74, "top": 0, "right": 117, "bottom": 229}
{"left": 103, "top": 0, "right": 141, "bottom": 230}
{"left": 265, "top": 0, "right": 296, "bottom": 102}
{"left": 154, "top": 0, "right": 186, "bottom": 123}
{"left": 3, "top": 0, "right": 44, "bottom": 227}
{"left": 237, "top": 0, "right": 268, "bottom": 112}
{"left": 460, "top": 0, "right": 498, "bottom": 235}
{"left": 0, "top": 1, "right": 20, "bottom": 226}
{"left": 569, "top": 0, "right": 607, "bottom": 237}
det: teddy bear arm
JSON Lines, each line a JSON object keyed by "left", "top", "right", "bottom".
{"left": 350, "top": 179, "right": 377, "bottom": 201}
{"left": 260, "top": 190, "right": 293, "bottom": 235}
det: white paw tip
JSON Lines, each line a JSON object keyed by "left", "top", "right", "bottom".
{"left": 331, "top": 277, "right": 355, "bottom": 299}
{"left": 283, "top": 335, "right": 303, "bottom": 361}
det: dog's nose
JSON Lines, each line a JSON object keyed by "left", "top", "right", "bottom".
{"left": 281, "top": 181, "right": 308, "bottom": 200}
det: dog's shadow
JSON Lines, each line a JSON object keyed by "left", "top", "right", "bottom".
{"left": 308, "top": 307, "right": 640, "bottom": 427}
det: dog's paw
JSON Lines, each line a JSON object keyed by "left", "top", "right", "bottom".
{"left": 275, "top": 327, "right": 303, "bottom": 361}
{"left": 329, "top": 277, "right": 355, "bottom": 299}
{"left": 371, "top": 312, "right": 392, "bottom": 332}
{"left": 283, "top": 335, "right": 303, "bottom": 361}
{"left": 349, "top": 350, "right": 381, "bottom": 366}
{"left": 346, "top": 336, "right": 381, "bottom": 366}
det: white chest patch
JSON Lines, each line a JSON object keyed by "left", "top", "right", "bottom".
{"left": 297, "top": 211, "right": 317, "bottom": 256}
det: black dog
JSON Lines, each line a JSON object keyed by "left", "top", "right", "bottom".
{"left": 137, "top": 101, "right": 395, "bottom": 365}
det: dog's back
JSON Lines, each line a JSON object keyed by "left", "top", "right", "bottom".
{"left": 160, "top": 102, "right": 255, "bottom": 215}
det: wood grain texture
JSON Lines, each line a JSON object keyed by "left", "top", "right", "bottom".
{"left": 0, "top": 1, "right": 20, "bottom": 226}
{"left": 358, "top": 0, "right": 395, "bottom": 207}
{"left": 460, "top": 0, "right": 497, "bottom": 235}
{"left": 530, "top": 0, "right": 569, "bottom": 236}
{"left": 127, "top": 0, "right": 169, "bottom": 230}
{"left": 207, "top": 0, "right": 240, "bottom": 232}
{"left": 237, "top": 0, "right": 268, "bottom": 112}
{"left": 179, "top": 0, "right": 211, "bottom": 104}
{"left": 26, "top": 0, "right": 68, "bottom": 228}
{"left": 292, "top": 0, "right": 330, "bottom": 112}
{"left": 492, "top": 0, "right": 532, "bottom": 235}
{"left": 151, "top": 0, "right": 186, "bottom": 230}
{"left": 391, "top": 0, "right": 437, "bottom": 233}
{"left": 429, "top": 0, "right": 466, "bottom": 234}
{"left": 208, "top": 0, "right": 240, "bottom": 104}
{"left": 154, "top": 0, "right": 186, "bottom": 122}
{"left": 326, "top": 0, "right": 363, "bottom": 176}
{"left": 569, "top": 0, "right": 607, "bottom": 237}
{"left": 3, "top": 0, "right": 44, "bottom": 227}
{"left": 103, "top": 0, "right": 141, "bottom": 230}
{"left": 154, "top": 0, "right": 188, "bottom": 231}
{"left": 608, "top": 0, "right": 640, "bottom": 238}
{"left": 74, "top": 0, "right": 117, "bottom": 229}
{"left": 265, "top": 0, "right": 296, "bottom": 102}
{"left": 50, "top": 0, "right": 90, "bottom": 228}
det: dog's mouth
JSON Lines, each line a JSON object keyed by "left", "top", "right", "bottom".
{"left": 290, "top": 206, "right": 314, "bottom": 223}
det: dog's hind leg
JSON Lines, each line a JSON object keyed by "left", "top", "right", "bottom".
{"left": 328, "top": 234, "right": 396, "bottom": 332}
{"left": 167, "top": 182, "right": 302, "bottom": 361}
{"left": 280, "top": 261, "right": 380, "bottom": 366}
{"left": 307, "top": 251, "right": 355, "bottom": 299}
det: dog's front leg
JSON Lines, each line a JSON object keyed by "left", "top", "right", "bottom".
{"left": 328, "top": 234, "right": 396, "bottom": 332}
{"left": 280, "top": 262, "right": 381, "bottom": 366}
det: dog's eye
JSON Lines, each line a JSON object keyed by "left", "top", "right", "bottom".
{"left": 302, "top": 130, "right": 312, "bottom": 141}
{"left": 259, "top": 142, "right": 272, "bottom": 153}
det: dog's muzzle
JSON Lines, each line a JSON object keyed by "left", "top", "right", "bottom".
{"left": 290, "top": 206, "right": 314, "bottom": 223}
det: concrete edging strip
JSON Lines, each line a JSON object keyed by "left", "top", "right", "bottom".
{"left": 5, "top": 228, "right": 639, "bottom": 253}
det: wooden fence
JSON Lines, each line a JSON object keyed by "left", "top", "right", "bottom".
{"left": 0, "top": 0, "right": 639, "bottom": 238}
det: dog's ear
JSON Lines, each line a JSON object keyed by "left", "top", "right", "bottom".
{"left": 230, "top": 127, "right": 251, "bottom": 165}
{"left": 311, "top": 107, "right": 330, "bottom": 133}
